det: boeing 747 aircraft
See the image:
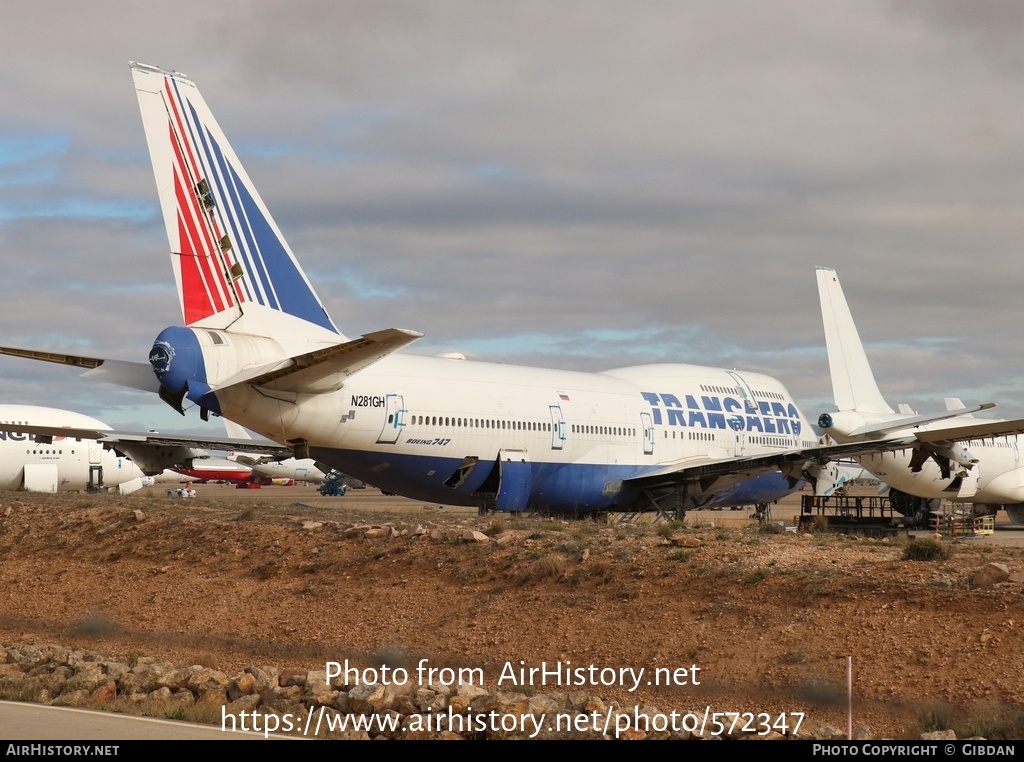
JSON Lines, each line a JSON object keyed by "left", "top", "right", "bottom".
{"left": 0, "top": 64, "right": 899, "bottom": 514}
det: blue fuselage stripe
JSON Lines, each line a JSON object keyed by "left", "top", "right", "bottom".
{"left": 308, "top": 446, "right": 799, "bottom": 512}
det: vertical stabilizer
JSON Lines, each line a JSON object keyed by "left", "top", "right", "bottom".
{"left": 130, "top": 62, "right": 342, "bottom": 342}
{"left": 815, "top": 267, "right": 894, "bottom": 415}
{"left": 944, "top": 397, "right": 974, "bottom": 417}
{"left": 223, "top": 419, "right": 253, "bottom": 440}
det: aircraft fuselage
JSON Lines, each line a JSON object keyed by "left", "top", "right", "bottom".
{"left": 212, "top": 353, "right": 817, "bottom": 512}
{"left": 852, "top": 436, "right": 1023, "bottom": 505}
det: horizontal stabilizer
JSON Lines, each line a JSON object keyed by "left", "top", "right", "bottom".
{"left": 914, "top": 416, "right": 1024, "bottom": 444}
{"left": 81, "top": 359, "right": 162, "bottom": 392}
{"left": 0, "top": 346, "right": 101, "bottom": 369}
{"left": 844, "top": 403, "right": 995, "bottom": 438}
{"left": 214, "top": 328, "right": 423, "bottom": 395}
{"left": 0, "top": 346, "right": 158, "bottom": 393}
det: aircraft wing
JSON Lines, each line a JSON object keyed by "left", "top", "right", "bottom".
{"left": 913, "top": 418, "right": 1024, "bottom": 444}
{"left": 113, "top": 431, "right": 292, "bottom": 456}
{"left": 828, "top": 406, "right": 1024, "bottom": 445}
{"left": 0, "top": 423, "right": 291, "bottom": 455}
{"left": 623, "top": 437, "right": 912, "bottom": 495}
{"left": 0, "top": 421, "right": 294, "bottom": 475}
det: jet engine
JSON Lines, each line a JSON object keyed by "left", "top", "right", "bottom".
{"left": 817, "top": 411, "right": 867, "bottom": 437}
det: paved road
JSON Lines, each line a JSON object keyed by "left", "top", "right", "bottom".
{"left": 0, "top": 701, "right": 291, "bottom": 740}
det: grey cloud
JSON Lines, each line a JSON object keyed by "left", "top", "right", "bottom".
{"left": 0, "top": 1, "right": 1020, "bottom": 434}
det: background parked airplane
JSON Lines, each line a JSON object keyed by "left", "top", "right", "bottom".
{"left": 0, "top": 404, "right": 144, "bottom": 493}
{"left": 815, "top": 266, "right": 1024, "bottom": 523}
{"left": 170, "top": 457, "right": 253, "bottom": 485}
{"left": 0, "top": 64, "right": 899, "bottom": 515}
{"left": 0, "top": 410, "right": 300, "bottom": 489}
{"left": 223, "top": 420, "right": 328, "bottom": 484}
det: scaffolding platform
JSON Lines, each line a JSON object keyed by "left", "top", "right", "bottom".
{"left": 929, "top": 503, "right": 994, "bottom": 538}
{"left": 799, "top": 494, "right": 904, "bottom": 536}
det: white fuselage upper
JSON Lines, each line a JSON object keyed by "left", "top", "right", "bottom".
{"left": 208, "top": 353, "right": 817, "bottom": 510}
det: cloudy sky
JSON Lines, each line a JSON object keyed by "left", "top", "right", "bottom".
{"left": 0, "top": 1, "right": 1022, "bottom": 436}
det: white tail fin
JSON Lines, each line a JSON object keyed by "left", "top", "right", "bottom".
{"left": 944, "top": 397, "right": 974, "bottom": 416}
{"left": 130, "top": 62, "right": 342, "bottom": 342}
{"left": 815, "top": 267, "right": 894, "bottom": 415}
{"left": 223, "top": 419, "right": 253, "bottom": 440}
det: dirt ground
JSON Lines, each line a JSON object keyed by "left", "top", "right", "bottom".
{"left": 2, "top": 483, "right": 1024, "bottom": 739}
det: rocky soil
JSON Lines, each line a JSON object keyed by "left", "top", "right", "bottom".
{"left": 1, "top": 487, "right": 1023, "bottom": 739}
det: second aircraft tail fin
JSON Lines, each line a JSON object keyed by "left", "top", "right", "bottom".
{"left": 815, "top": 266, "right": 894, "bottom": 415}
